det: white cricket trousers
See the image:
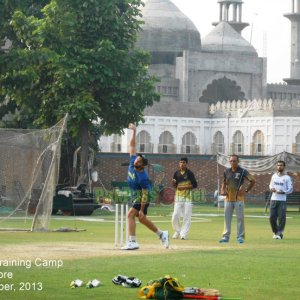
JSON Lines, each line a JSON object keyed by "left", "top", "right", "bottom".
{"left": 172, "top": 200, "right": 192, "bottom": 238}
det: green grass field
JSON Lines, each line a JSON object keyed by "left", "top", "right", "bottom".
{"left": 0, "top": 204, "right": 299, "bottom": 300}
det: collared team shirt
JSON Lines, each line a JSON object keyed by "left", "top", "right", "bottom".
{"left": 223, "top": 166, "right": 254, "bottom": 201}
{"left": 127, "top": 155, "right": 151, "bottom": 203}
{"left": 173, "top": 169, "right": 197, "bottom": 202}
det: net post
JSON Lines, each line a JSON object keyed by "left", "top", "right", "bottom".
{"left": 114, "top": 204, "right": 119, "bottom": 247}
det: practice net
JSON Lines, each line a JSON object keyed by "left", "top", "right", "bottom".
{"left": 0, "top": 115, "right": 67, "bottom": 231}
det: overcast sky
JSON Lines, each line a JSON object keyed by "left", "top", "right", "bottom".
{"left": 171, "top": 0, "right": 291, "bottom": 83}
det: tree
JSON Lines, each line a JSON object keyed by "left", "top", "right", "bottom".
{"left": 0, "top": 0, "right": 50, "bottom": 127}
{"left": 0, "top": 0, "right": 159, "bottom": 183}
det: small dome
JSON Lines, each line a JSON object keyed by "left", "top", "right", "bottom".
{"left": 136, "top": 0, "right": 201, "bottom": 53}
{"left": 202, "top": 22, "right": 257, "bottom": 56}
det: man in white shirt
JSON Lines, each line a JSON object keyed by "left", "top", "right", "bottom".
{"left": 269, "top": 160, "right": 293, "bottom": 240}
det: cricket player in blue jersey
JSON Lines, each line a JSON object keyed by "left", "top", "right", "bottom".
{"left": 121, "top": 123, "right": 169, "bottom": 250}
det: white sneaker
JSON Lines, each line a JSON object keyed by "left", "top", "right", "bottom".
{"left": 274, "top": 235, "right": 282, "bottom": 240}
{"left": 160, "top": 231, "right": 169, "bottom": 249}
{"left": 121, "top": 241, "right": 139, "bottom": 250}
{"left": 172, "top": 232, "right": 180, "bottom": 239}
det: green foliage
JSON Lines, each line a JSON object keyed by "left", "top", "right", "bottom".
{"left": 0, "top": 0, "right": 50, "bottom": 46}
{"left": 0, "top": 0, "right": 159, "bottom": 138}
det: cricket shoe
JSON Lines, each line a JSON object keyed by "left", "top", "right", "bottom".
{"left": 70, "top": 279, "right": 84, "bottom": 288}
{"left": 219, "top": 237, "right": 229, "bottom": 243}
{"left": 237, "top": 238, "right": 245, "bottom": 244}
{"left": 86, "top": 279, "right": 101, "bottom": 288}
{"left": 121, "top": 277, "right": 142, "bottom": 288}
{"left": 172, "top": 232, "right": 180, "bottom": 239}
{"left": 112, "top": 275, "right": 128, "bottom": 285}
{"left": 160, "top": 231, "right": 169, "bottom": 249}
{"left": 121, "top": 241, "right": 139, "bottom": 250}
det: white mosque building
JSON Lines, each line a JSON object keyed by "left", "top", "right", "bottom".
{"left": 99, "top": 0, "right": 300, "bottom": 156}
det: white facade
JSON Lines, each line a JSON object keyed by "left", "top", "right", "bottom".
{"left": 99, "top": 99, "right": 300, "bottom": 156}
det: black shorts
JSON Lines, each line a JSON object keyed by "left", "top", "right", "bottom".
{"left": 132, "top": 203, "right": 149, "bottom": 215}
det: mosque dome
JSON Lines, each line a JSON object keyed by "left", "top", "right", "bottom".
{"left": 202, "top": 22, "right": 257, "bottom": 56}
{"left": 135, "top": 0, "right": 201, "bottom": 58}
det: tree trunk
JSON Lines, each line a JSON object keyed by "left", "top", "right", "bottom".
{"left": 79, "top": 119, "right": 89, "bottom": 184}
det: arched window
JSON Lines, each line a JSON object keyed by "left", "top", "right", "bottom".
{"left": 296, "top": 132, "right": 300, "bottom": 154}
{"left": 158, "top": 131, "right": 174, "bottom": 153}
{"left": 182, "top": 132, "right": 197, "bottom": 154}
{"left": 213, "top": 131, "right": 225, "bottom": 154}
{"left": 136, "top": 131, "right": 151, "bottom": 153}
{"left": 111, "top": 134, "right": 122, "bottom": 152}
{"left": 253, "top": 130, "right": 264, "bottom": 155}
{"left": 233, "top": 131, "right": 244, "bottom": 155}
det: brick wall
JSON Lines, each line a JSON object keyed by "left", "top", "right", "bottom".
{"left": 95, "top": 153, "right": 300, "bottom": 202}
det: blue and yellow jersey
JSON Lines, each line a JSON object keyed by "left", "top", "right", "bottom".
{"left": 127, "top": 155, "right": 151, "bottom": 203}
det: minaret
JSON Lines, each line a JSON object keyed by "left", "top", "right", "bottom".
{"left": 212, "top": 0, "right": 249, "bottom": 34}
{"left": 284, "top": 0, "right": 300, "bottom": 85}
